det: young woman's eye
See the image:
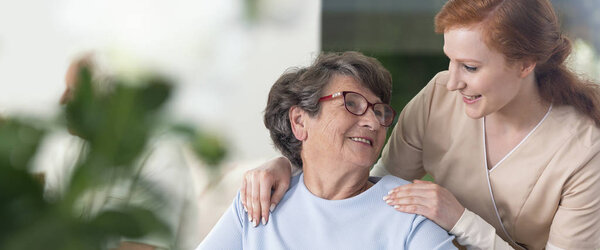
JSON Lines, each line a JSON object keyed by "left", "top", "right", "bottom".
{"left": 463, "top": 64, "right": 477, "bottom": 72}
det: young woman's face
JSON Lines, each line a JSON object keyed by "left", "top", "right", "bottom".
{"left": 443, "top": 26, "right": 527, "bottom": 119}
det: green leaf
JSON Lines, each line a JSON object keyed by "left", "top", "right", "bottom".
{"left": 191, "top": 130, "right": 228, "bottom": 167}
{"left": 138, "top": 76, "right": 172, "bottom": 112}
{"left": 0, "top": 119, "right": 45, "bottom": 170}
{"left": 90, "top": 206, "right": 170, "bottom": 239}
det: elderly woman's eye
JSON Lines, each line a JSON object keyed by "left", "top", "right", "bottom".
{"left": 346, "top": 100, "right": 357, "bottom": 107}
{"left": 374, "top": 110, "right": 383, "bottom": 117}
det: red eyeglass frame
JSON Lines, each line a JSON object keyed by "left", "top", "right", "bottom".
{"left": 318, "top": 91, "right": 396, "bottom": 127}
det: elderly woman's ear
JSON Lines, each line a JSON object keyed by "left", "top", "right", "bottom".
{"left": 289, "top": 106, "right": 308, "bottom": 141}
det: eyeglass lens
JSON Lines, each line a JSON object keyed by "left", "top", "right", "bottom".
{"left": 344, "top": 92, "right": 394, "bottom": 126}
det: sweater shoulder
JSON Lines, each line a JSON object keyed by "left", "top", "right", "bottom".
{"left": 377, "top": 175, "right": 411, "bottom": 190}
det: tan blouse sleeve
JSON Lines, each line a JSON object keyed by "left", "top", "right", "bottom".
{"left": 547, "top": 145, "right": 600, "bottom": 250}
{"left": 450, "top": 209, "right": 515, "bottom": 250}
{"left": 371, "top": 72, "right": 442, "bottom": 180}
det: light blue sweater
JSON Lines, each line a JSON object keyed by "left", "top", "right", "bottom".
{"left": 198, "top": 174, "right": 456, "bottom": 250}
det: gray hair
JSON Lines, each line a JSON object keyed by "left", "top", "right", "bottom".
{"left": 264, "top": 51, "right": 392, "bottom": 167}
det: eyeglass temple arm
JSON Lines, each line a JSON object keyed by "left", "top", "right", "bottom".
{"left": 318, "top": 92, "right": 343, "bottom": 101}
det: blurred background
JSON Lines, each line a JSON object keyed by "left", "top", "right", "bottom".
{"left": 0, "top": 0, "right": 598, "bottom": 248}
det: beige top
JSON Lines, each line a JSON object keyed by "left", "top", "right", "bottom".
{"left": 371, "top": 71, "right": 600, "bottom": 250}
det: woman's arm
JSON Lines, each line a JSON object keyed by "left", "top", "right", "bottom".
{"left": 385, "top": 181, "right": 516, "bottom": 249}
{"left": 240, "top": 156, "right": 294, "bottom": 226}
{"left": 449, "top": 208, "right": 514, "bottom": 249}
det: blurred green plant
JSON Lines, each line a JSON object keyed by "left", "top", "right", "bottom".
{"left": 0, "top": 65, "right": 227, "bottom": 249}
{"left": 171, "top": 124, "right": 227, "bottom": 168}
{"left": 243, "top": 0, "right": 259, "bottom": 22}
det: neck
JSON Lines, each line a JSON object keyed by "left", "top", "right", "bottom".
{"left": 486, "top": 75, "right": 550, "bottom": 133}
{"left": 301, "top": 158, "right": 373, "bottom": 200}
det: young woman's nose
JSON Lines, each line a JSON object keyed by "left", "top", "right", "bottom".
{"left": 446, "top": 61, "right": 465, "bottom": 91}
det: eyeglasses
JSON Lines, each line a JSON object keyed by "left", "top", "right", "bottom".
{"left": 318, "top": 91, "right": 396, "bottom": 127}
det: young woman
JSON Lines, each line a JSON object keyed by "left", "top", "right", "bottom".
{"left": 240, "top": 1, "right": 600, "bottom": 249}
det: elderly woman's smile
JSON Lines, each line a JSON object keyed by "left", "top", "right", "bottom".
{"left": 349, "top": 137, "right": 373, "bottom": 146}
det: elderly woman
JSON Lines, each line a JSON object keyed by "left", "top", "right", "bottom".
{"left": 197, "top": 52, "right": 456, "bottom": 249}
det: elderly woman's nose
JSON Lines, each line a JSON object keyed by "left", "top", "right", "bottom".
{"left": 358, "top": 108, "right": 381, "bottom": 130}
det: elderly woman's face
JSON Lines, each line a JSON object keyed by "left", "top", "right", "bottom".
{"left": 302, "top": 75, "right": 387, "bottom": 169}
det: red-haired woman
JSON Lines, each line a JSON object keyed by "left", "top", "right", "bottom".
{"left": 240, "top": 0, "right": 600, "bottom": 249}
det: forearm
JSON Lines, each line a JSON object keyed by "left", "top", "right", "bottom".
{"left": 449, "top": 208, "right": 515, "bottom": 250}
{"left": 271, "top": 156, "right": 302, "bottom": 176}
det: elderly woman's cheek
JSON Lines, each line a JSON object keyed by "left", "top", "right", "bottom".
{"left": 322, "top": 115, "right": 346, "bottom": 141}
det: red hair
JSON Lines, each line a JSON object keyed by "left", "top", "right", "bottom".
{"left": 435, "top": 0, "right": 600, "bottom": 126}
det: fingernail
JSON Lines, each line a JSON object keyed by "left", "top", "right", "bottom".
{"left": 383, "top": 195, "right": 389, "bottom": 200}
{"left": 394, "top": 205, "right": 400, "bottom": 209}
{"left": 262, "top": 218, "right": 266, "bottom": 226}
{"left": 388, "top": 190, "right": 393, "bottom": 195}
{"left": 248, "top": 215, "right": 253, "bottom": 222}
{"left": 269, "top": 203, "right": 276, "bottom": 212}
{"left": 385, "top": 199, "right": 392, "bottom": 204}
{"left": 253, "top": 219, "right": 258, "bottom": 227}
{"left": 244, "top": 206, "right": 248, "bottom": 212}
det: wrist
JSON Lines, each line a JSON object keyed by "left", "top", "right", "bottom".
{"left": 449, "top": 207, "right": 468, "bottom": 234}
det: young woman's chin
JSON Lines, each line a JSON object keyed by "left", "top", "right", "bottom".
{"left": 464, "top": 105, "right": 487, "bottom": 120}
{"left": 463, "top": 98, "right": 499, "bottom": 120}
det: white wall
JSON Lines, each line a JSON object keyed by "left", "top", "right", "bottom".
{"left": 0, "top": 0, "right": 320, "bottom": 163}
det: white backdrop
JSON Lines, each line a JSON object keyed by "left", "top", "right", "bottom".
{"left": 0, "top": 0, "right": 321, "bottom": 163}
